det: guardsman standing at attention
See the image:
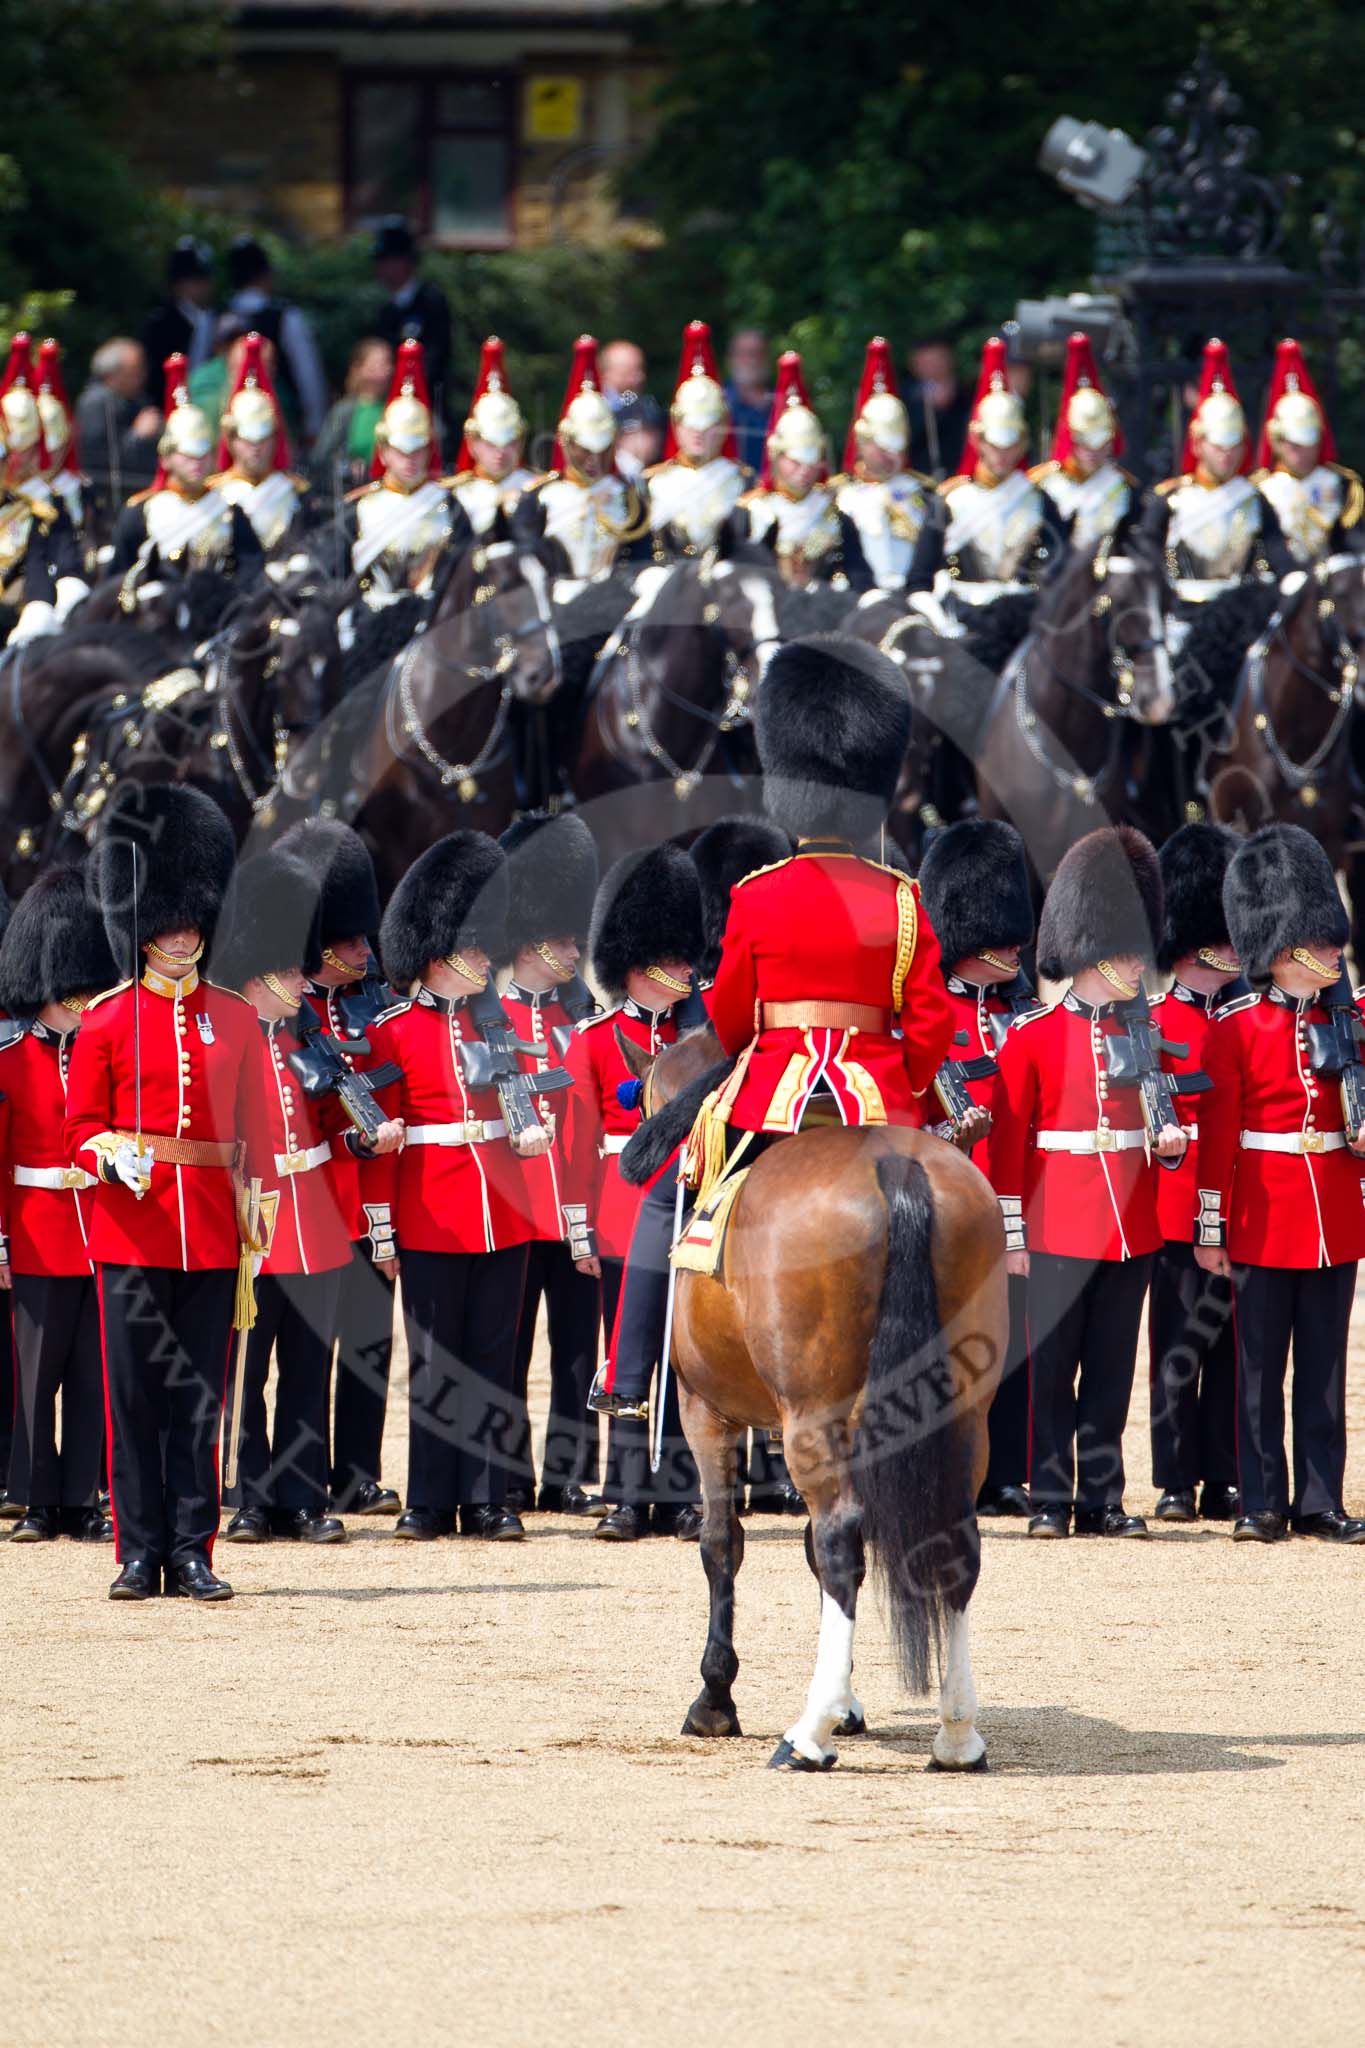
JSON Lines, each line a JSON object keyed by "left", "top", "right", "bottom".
{"left": 1252, "top": 338, "right": 1363, "bottom": 566}
{"left": 498, "top": 811, "right": 602, "bottom": 1513}
{"left": 68, "top": 784, "right": 273, "bottom": 1602}
{"left": 1148, "top": 823, "right": 1243, "bottom": 1525}
{"left": 368, "top": 832, "right": 540, "bottom": 1543}
{"left": 1196, "top": 825, "right": 1365, "bottom": 1544}
{"left": 989, "top": 826, "right": 1185, "bottom": 1540}
{"left": 833, "top": 335, "right": 942, "bottom": 592}
{"left": 739, "top": 351, "right": 871, "bottom": 591}
{"left": 346, "top": 338, "right": 473, "bottom": 607}
{"left": 111, "top": 354, "right": 264, "bottom": 583}
{"left": 563, "top": 842, "right": 705, "bottom": 1542}
{"left": 1029, "top": 332, "right": 1133, "bottom": 554}
{"left": 646, "top": 319, "right": 752, "bottom": 561}
{"left": 277, "top": 817, "right": 402, "bottom": 1518}
{"left": 450, "top": 336, "right": 540, "bottom": 538}
{"left": 211, "top": 333, "right": 309, "bottom": 555}
{"left": 916, "top": 817, "right": 1041, "bottom": 1517}
{"left": 513, "top": 335, "right": 651, "bottom": 587}
{"left": 0, "top": 865, "right": 118, "bottom": 1543}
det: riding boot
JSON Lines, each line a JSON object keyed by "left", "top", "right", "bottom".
{"left": 606, "top": 1166, "right": 684, "bottom": 1407}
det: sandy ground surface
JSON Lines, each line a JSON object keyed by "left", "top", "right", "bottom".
{"left": 4, "top": 1295, "right": 1365, "bottom": 2047}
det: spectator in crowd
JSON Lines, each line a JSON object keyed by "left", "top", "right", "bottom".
{"left": 140, "top": 237, "right": 216, "bottom": 405}
{"left": 613, "top": 390, "right": 667, "bottom": 480}
{"left": 225, "top": 234, "right": 329, "bottom": 446}
{"left": 74, "top": 338, "right": 161, "bottom": 515}
{"left": 187, "top": 313, "right": 250, "bottom": 427}
{"left": 310, "top": 337, "right": 395, "bottom": 498}
{"left": 905, "top": 336, "right": 972, "bottom": 479}
{"left": 372, "top": 217, "right": 452, "bottom": 431}
{"left": 600, "top": 339, "right": 647, "bottom": 416}
{"left": 724, "top": 328, "right": 773, "bottom": 473}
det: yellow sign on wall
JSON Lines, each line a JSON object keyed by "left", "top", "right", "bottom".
{"left": 525, "top": 76, "right": 583, "bottom": 143}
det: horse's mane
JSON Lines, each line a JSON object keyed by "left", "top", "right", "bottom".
{"left": 1174, "top": 582, "right": 1280, "bottom": 729}
{"left": 553, "top": 568, "right": 639, "bottom": 650}
{"left": 619, "top": 1056, "right": 736, "bottom": 1187}
{"left": 962, "top": 590, "right": 1036, "bottom": 673}
{"left": 341, "top": 593, "right": 430, "bottom": 694}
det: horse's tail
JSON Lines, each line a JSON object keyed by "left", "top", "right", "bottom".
{"left": 852, "top": 1150, "right": 980, "bottom": 1697}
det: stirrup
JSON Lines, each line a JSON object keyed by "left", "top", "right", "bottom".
{"left": 586, "top": 1367, "right": 649, "bottom": 1422}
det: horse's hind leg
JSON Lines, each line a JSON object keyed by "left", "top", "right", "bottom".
{"left": 679, "top": 1385, "right": 745, "bottom": 1739}
{"left": 803, "top": 1516, "right": 865, "bottom": 1737}
{"left": 930, "top": 1601, "right": 987, "bottom": 1771}
{"left": 770, "top": 1444, "right": 864, "bottom": 1772}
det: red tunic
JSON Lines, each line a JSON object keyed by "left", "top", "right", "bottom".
{"left": 560, "top": 999, "right": 679, "bottom": 1260}
{"left": 301, "top": 986, "right": 366, "bottom": 1239}
{"left": 0, "top": 1023, "right": 95, "bottom": 1276}
{"left": 245, "top": 1019, "right": 353, "bottom": 1277}
{"left": 1196, "top": 988, "right": 1365, "bottom": 1269}
{"left": 938, "top": 974, "right": 1013, "bottom": 1169}
{"left": 64, "top": 972, "right": 272, "bottom": 1272}
{"left": 366, "top": 991, "right": 533, "bottom": 1256}
{"left": 988, "top": 992, "right": 1163, "bottom": 1261}
{"left": 1151, "top": 982, "right": 1219, "bottom": 1244}
{"left": 707, "top": 850, "right": 953, "bottom": 1133}
{"left": 503, "top": 981, "right": 577, "bottom": 1243}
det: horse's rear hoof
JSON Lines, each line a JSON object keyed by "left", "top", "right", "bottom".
{"left": 836, "top": 1709, "right": 867, "bottom": 1736}
{"left": 682, "top": 1701, "right": 742, "bottom": 1739}
{"left": 767, "top": 1738, "right": 836, "bottom": 1772}
{"left": 926, "top": 1750, "right": 989, "bottom": 1773}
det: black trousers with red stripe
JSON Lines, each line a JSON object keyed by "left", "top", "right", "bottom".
{"left": 8, "top": 1273, "right": 104, "bottom": 1511}
{"left": 225, "top": 1266, "right": 344, "bottom": 1513}
{"left": 402, "top": 1244, "right": 528, "bottom": 1512}
{"left": 97, "top": 1263, "right": 236, "bottom": 1566}
{"left": 1026, "top": 1251, "right": 1153, "bottom": 1511}
{"left": 1233, "top": 1259, "right": 1355, "bottom": 1519}
{"left": 983, "top": 1272, "right": 1030, "bottom": 1493}
{"left": 1148, "top": 1242, "right": 1237, "bottom": 1491}
{"left": 510, "top": 1238, "right": 601, "bottom": 1495}
{"left": 0, "top": 1301, "right": 14, "bottom": 1495}
{"left": 330, "top": 1237, "right": 398, "bottom": 1506}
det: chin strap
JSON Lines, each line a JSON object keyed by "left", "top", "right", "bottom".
{"left": 444, "top": 952, "right": 489, "bottom": 990}
{"left": 644, "top": 964, "right": 691, "bottom": 996}
{"left": 1291, "top": 945, "right": 1339, "bottom": 981}
{"left": 977, "top": 949, "right": 1018, "bottom": 974}
{"left": 146, "top": 936, "right": 205, "bottom": 966}
{"left": 261, "top": 972, "right": 298, "bottom": 1009}
{"left": 322, "top": 946, "right": 366, "bottom": 980}
{"left": 534, "top": 940, "right": 575, "bottom": 982}
{"left": 1196, "top": 946, "right": 1240, "bottom": 975}
{"left": 1095, "top": 957, "right": 1140, "bottom": 999}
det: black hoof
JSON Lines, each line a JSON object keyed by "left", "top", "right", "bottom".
{"left": 836, "top": 1709, "right": 867, "bottom": 1736}
{"left": 682, "top": 1700, "right": 743, "bottom": 1739}
{"left": 766, "top": 1738, "right": 835, "bottom": 1772}
{"left": 926, "top": 1750, "right": 989, "bottom": 1773}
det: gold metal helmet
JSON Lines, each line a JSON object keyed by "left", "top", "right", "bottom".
{"left": 768, "top": 401, "right": 826, "bottom": 467}
{"left": 1065, "top": 384, "right": 1117, "bottom": 451}
{"left": 37, "top": 391, "right": 70, "bottom": 458}
{"left": 1193, "top": 389, "right": 1246, "bottom": 451}
{"left": 221, "top": 383, "right": 277, "bottom": 446}
{"left": 974, "top": 386, "right": 1028, "bottom": 451}
{"left": 854, "top": 388, "right": 908, "bottom": 455}
{"left": 159, "top": 398, "right": 214, "bottom": 461}
{"left": 467, "top": 386, "right": 525, "bottom": 449}
{"left": 1268, "top": 389, "right": 1324, "bottom": 449}
{"left": 1, "top": 385, "right": 41, "bottom": 454}
{"left": 377, "top": 389, "right": 433, "bottom": 455}
{"left": 672, "top": 372, "right": 729, "bottom": 434}
{"left": 560, "top": 386, "right": 617, "bottom": 455}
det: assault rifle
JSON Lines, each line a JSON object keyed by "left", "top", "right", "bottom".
{"left": 1304, "top": 966, "right": 1365, "bottom": 1138}
{"left": 1104, "top": 984, "right": 1210, "bottom": 1170}
{"left": 549, "top": 970, "right": 600, "bottom": 1059}
{"left": 932, "top": 1030, "right": 998, "bottom": 1132}
{"left": 984, "top": 968, "right": 1047, "bottom": 1053}
{"left": 461, "top": 981, "right": 571, "bottom": 1156}
{"left": 288, "top": 1025, "right": 402, "bottom": 1147}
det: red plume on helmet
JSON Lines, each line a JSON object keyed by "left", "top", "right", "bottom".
{"left": 1256, "top": 337, "right": 1335, "bottom": 469}
{"left": 456, "top": 334, "right": 514, "bottom": 473}
{"left": 663, "top": 319, "right": 737, "bottom": 461}
{"left": 36, "top": 338, "right": 77, "bottom": 474}
{"left": 956, "top": 334, "right": 1013, "bottom": 475}
{"left": 760, "top": 349, "right": 821, "bottom": 488}
{"left": 1182, "top": 337, "right": 1249, "bottom": 475}
{"left": 0, "top": 332, "right": 47, "bottom": 469}
{"left": 552, "top": 333, "right": 607, "bottom": 472}
{"left": 216, "top": 330, "right": 290, "bottom": 473}
{"left": 371, "top": 336, "right": 438, "bottom": 481}
{"left": 1050, "top": 331, "right": 1123, "bottom": 465}
{"left": 842, "top": 335, "right": 900, "bottom": 472}
{"left": 152, "top": 351, "right": 194, "bottom": 490}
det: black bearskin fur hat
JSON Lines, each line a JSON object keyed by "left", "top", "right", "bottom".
{"left": 755, "top": 635, "right": 911, "bottom": 843}
{"left": 379, "top": 831, "right": 508, "bottom": 992}
{"left": 689, "top": 815, "right": 791, "bottom": 979}
{"left": 1037, "top": 825, "right": 1163, "bottom": 981}
{"left": 1157, "top": 822, "right": 1242, "bottom": 972}
{"left": 590, "top": 843, "right": 704, "bottom": 1000}
{"left": 499, "top": 812, "right": 600, "bottom": 956}
{"left": 1223, "top": 823, "right": 1347, "bottom": 990}
{"left": 276, "top": 818, "right": 381, "bottom": 945}
{"left": 917, "top": 819, "right": 1034, "bottom": 971}
{"left": 0, "top": 864, "right": 117, "bottom": 1014}
{"left": 210, "top": 851, "right": 323, "bottom": 992}
{"left": 89, "top": 783, "right": 237, "bottom": 977}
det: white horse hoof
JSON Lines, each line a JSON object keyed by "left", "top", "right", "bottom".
{"left": 928, "top": 1728, "right": 988, "bottom": 1773}
{"left": 768, "top": 1737, "right": 837, "bottom": 1772}
{"left": 835, "top": 1708, "right": 867, "bottom": 1736}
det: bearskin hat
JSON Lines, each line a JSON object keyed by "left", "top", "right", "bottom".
{"left": 916, "top": 819, "right": 1034, "bottom": 972}
{"left": 276, "top": 818, "right": 381, "bottom": 945}
{"left": 0, "top": 865, "right": 118, "bottom": 1014}
{"left": 379, "top": 831, "right": 508, "bottom": 992}
{"left": 89, "top": 783, "right": 237, "bottom": 977}
{"left": 1156, "top": 823, "right": 1242, "bottom": 971}
{"left": 590, "top": 843, "right": 704, "bottom": 1000}
{"left": 1036, "top": 825, "right": 1163, "bottom": 981}
{"left": 755, "top": 636, "right": 911, "bottom": 844}
{"left": 688, "top": 815, "right": 791, "bottom": 979}
{"left": 1223, "top": 824, "right": 1347, "bottom": 990}
{"left": 209, "top": 850, "right": 322, "bottom": 992}
{"left": 499, "top": 812, "right": 600, "bottom": 956}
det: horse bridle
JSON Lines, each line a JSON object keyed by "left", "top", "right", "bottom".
{"left": 383, "top": 633, "right": 513, "bottom": 801}
{"left": 1241, "top": 554, "right": 1362, "bottom": 799}
{"left": 608, "top": 552, "right": 757, "bottom": 801}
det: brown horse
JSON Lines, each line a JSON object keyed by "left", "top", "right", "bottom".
{"left": 618, "top": 1024, "right": 1007, "bottom": 1772}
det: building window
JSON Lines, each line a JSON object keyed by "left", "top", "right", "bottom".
{"left": 346, "top": 73, "right": 514, "bottom": 247}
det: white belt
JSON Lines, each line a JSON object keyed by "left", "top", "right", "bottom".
{"left": 950, "top": 579, "right": 1032, "bottom": 603}
{"left": 1037, "top": 1127, "right": 1147, "bottom": 1154}
{"left": 13, "top": 1164, "right": 97, "bottom": 1190}
{"left": 406, "top": 1119, "right": 508, "bottom": 1147}
{"left": 600, "top": 1134, "right": 630, "bottom": 1156}
{"left": 1175, "top": 576, "right": 1240, "bottom": 603}
{"left": 1240, "top": 1128, "right": 1346, "bottom": 1155}
{"left": 273, "top": 1141, "right": 332, "bottom": 1177}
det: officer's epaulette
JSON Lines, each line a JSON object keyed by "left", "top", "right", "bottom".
{"left": 370, "top": 997, "right": 414, "bottom": 1027}
{"left": 1028, "top": 460, "right": 1061, "bottom": 485}
{"left": 523, "top": 472, "right": 557, "bottom": 493}
{"left": 125, "top": 487, "right": 156, "bottom": 508}
{"left": 1249, "top": 466, "right": 1271, "bottom": 486}
{"left": 642, "top": 459, "right": 671, "bottom": 481}
{"left": 1213, "top": 990, "right": 1260, "bottom": 1021}
{"left": 1154, "top": 476, "right": 1183, "bottom": 498}
{"left": 937, "top": 473, "right": 969, "bottom": 499}
{"left": 736, "top": 486, "right": 768, "bottom": 508}
{"left": 203, "top": 979, "right": 253, "bottom": 1008}
{"left": 826, "top": 471, "right": 851, "bottom": 491}
{"left": 574, "top": 1004, "right": 620, "bottom": 1036}
{"left": 344, "top": 481, "right": 382, "bottom": 505}
{"left": 1330, "top": 463, "right": 1364, "bottom": 528}
{"left": 288, "top": 473, "right": 310, "bottom": 494}
{"left": 82, "top": 979, "right": 133, "bottom": 1011}
{"left": 732, "top": 854, "right": 793, "bottom": 891}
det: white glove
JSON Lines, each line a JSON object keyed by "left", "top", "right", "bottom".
{"left": 53, "top": 576, "right": 90, "bottom": 623}
{"left": 111, "top": 1140, "right": 152, "bottom": 1198}
{"left": 9, "top": 600, "right": 58, "bottom": 645}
